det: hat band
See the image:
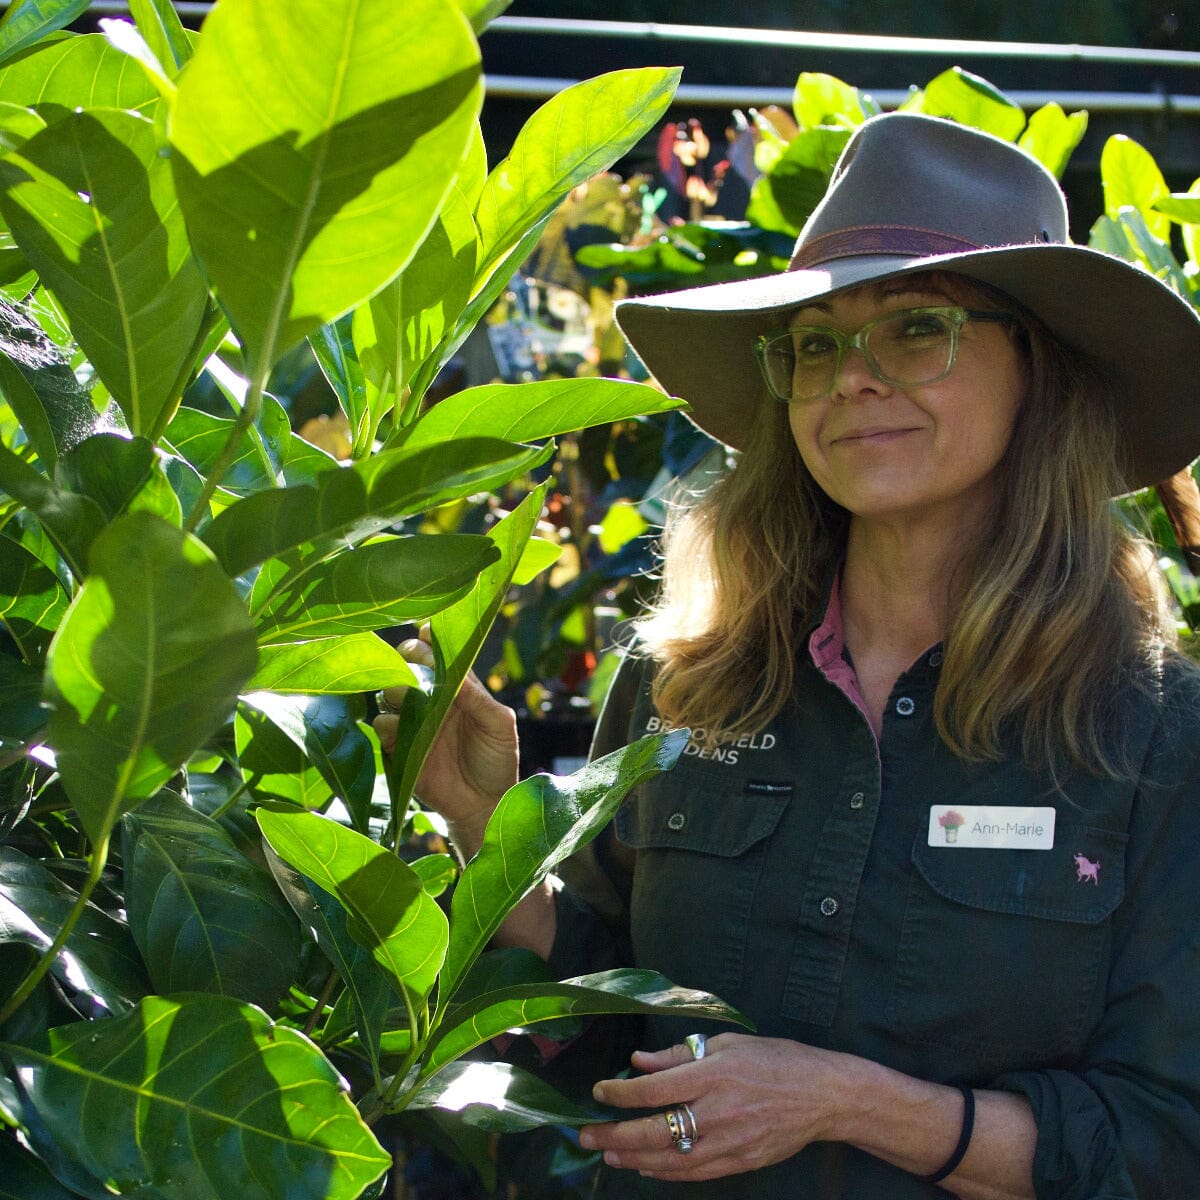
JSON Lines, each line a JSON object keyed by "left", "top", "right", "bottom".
{"left": 790, "top": 225, "right": 985, "bottom": 270}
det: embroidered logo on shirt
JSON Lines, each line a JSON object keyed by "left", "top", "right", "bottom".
{"left": 745, "top": 780, "right": 794, "bottom": 797}
{"left": 1073, "top": 853, "right": 1101, "bottom": 884}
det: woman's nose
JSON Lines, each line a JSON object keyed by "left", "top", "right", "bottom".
{"left": 830, "top": 346, "right": 889, "bottom": 403}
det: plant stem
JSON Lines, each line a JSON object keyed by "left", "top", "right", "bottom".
{"left": 0, "top": 834, "right": 110, "bottom": 1027}
{"left": 303, "top": 970, "right": 340, "bottom": 1040}
{"left": 207, "top": 776, "right": 251, "bottom": 821}
{"left": 182, "top": 372, "right": 265, "bottom": 533}
{"left": 364, "top": 989, "right": 424, "bottom": 1123}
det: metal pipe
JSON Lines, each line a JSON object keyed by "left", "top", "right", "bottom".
{"left": 66, "top": 3, "right": 1200, "bottom": 74}
{"left": 484, "top": 74, "right": 1200, "bottom": 116}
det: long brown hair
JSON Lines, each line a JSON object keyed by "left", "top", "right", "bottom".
{"left": 635, "top": 276, "right": 1174, "bottom": 776}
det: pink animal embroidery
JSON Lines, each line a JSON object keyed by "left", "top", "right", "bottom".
{"left": 1073, "top": 853, "right": 1100, "bottom": 885}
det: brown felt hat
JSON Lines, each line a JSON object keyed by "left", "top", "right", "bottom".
{"left": 614, "top": 112, "right": 1200, "bottom": 491}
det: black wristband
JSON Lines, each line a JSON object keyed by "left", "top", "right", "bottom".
{"left": 925, "top": 1086, "right": 975, "bottom": 1185}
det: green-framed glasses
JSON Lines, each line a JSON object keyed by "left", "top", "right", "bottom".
{"left": 753, "top": 305, "right": 1014, "bottom": 404}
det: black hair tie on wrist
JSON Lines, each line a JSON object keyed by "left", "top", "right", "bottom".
{"left": 925, "top": 1086, "right": 975, "bottom": 1185}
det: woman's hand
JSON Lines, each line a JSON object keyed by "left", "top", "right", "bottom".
{"left": 579, "top": 1033, "right": 853, "bottom": 1182}
{"left": 373, "top": 627, "right": 518, "bottom": 856}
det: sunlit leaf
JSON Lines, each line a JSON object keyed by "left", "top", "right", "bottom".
{"left": 1101, "top": 134, "right": 1171, "bottom": 242}
{"left": 1017, "top": 103, "right": 1087, "bottom": 180}
{"left": 0, "top": 1, "right": 90, "bottom": 70}
{"left": 247, "top": 633, "right": 419, "bottom": 696}
{"left": 0, "top": 533, "right": 67, "bottom": 661}
{"left": 169, "top": 0, "right": 482, "bottom": 379}
{"left": 128, "top": 0, "right": 192, "bottom": 73}
{"left": 921, "top": 67, "right": 1025, "bottom": 141}
{"left": 258, "top": 809, "right": 448, "bottom": 1004}
{"left": 792, "top": 72, "right": 867, "bottom": 130}
{"left": 45, "top": 512, "right": 257, "bottom": 844}
{"left": 3, "top": 993, "right": 391, "bottom": 1200}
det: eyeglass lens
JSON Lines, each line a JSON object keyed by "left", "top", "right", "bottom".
{"left": 762, "top": 308, "right": 960, "bottom": 402}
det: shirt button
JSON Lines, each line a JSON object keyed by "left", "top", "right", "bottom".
{"left": 929, "top": 651, "right": 944, "bottom": 667}
{"left": 849, "top": 791, "right": 865, "bottom": 810}
{"left": 895, "top": 696, "right": 916, "bottom": 717}
{"left": 819, "top": 896, "right": 840, "bottom": 917}
{"left": 666, "top": 812, "right": 686, "bottom": 831}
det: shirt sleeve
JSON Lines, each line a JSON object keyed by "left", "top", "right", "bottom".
{"left": 991, "top": 664, "right": 1200, "bottom": 1200}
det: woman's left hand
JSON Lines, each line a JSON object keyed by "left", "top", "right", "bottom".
{"left": 579, "top": 1033, "right": 854, "bottom": 1182}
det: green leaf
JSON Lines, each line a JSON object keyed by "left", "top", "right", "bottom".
{"left": 257, "top": 809, "right": 449, "bottom": 1004}
{"left": 122, "top": 792, "right": 301, "bottom": 1008}
{"left": 453, "top": 0, "right": 513, "bottom": 35}
{"left": 0, "top": 846, "right": 147, "bottom": 1014}
{"left": 412, "top": 852, "right": 457, "bottom": 898}
{"left": 0, "top": 438, "right": 105, "bottom": 577}
{"left": 408, "top": 1061, "right": 607, "bottom": 1131}
{"left": 1100, "top": 134, "right": 1171, "bottom": 242}
{"left": 168, "top": 0, "right": 482, "bottom": 380}
{"left": 3, "top": 993, "right": 391, "bottom": 1200}
{"left": 474, "top": 67, "right": 680, "bottom": 295}
{"left": 53, "top": 433, "right": 154, "bottom": 522}
{"left": 234, "top": 702, "right": 333, "bottom": 810}
{"left": 0, "top": 533, "right": 67, "bottom": 661}
{"left": 403, "top": 377, "right": 686, "bottom": 448}
{"left": 308, "top": 316, "right": 374, "bottom": 458}
{"left": 0, "top": 1133, "right": 82, "bottom": 1200}
{"left": 202, "top": 436, "right": 552, "bottom": 577}
{"left": 127, "top": 0, "right": 192, "bottom": 74}
{"left": 0, "top": 297, "right": 102, "bottom": 468}
{"left": 388, "top": 485, "right": 547, "bottom": 815}
{"left": 0, "top": 2, "right": 91, "bottom": 70}
{"left": 1155, "top": 193, "right": 1200, "bottom": 225}
{"left": 512, "top": 536, "right": 561, "bottom": 586}
{"left": 1089, "top": 209, "right": 1190, "bottom": 297}
{"left": 0, "top": 652, "right": 45, "bottom": 740}
{"left": 792, "top": 72, "right": 867, "bottom": 130}
{"left": 253, "top": 534, "right": 500, "bottom": 644}
{"left": 1017, "top": 103, "right": 1087, "bottom": 180}
{"left": 424, "top": 967, "right": 750, "bottom": 1082}
{"left": 749, "top": 126, "right": 851, "bottom": 234}
{"left": 0, "top": 34, "right": 158, "bottom": 123}
{"left": 239, "top": 693, "right": 375, "bottom": 832}
{"left": 45, "top": 511, "right": 258, "bottom": 845}
{"left": 440, "top": 730, "right": 689, "bottom": 1006}
{"left": 265, "top": 849, "right": 391, "bottom": 1084}
{"left": 0, "top": 108, "right": 209, "bottom": 438}
{"left": 921, "top": 67, "right": 1025, "bottom": 141}
{"left": 246, "top": 633, "right": 419, "bottom": 696}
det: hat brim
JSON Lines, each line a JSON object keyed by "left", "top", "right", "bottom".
{"left": 614, "top": 244, "right": 1200, "bottom": 492}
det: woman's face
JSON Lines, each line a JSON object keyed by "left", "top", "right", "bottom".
{"left": 785, "top": 275, "right": 1028, "bottom": 531}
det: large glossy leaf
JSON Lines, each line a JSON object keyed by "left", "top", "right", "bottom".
{"left": 423, "top": 967, "right": 750, "bottom": 1083}
{"left": 388, "top": 485, "right": 547, "bottom": 814}
{"left": 3, "top": 993, "right": 391, "bottom": 1200}
{"left": 0, "top": 652, "right": 44, "bottom": 740}
{"left": 202, "top": 436, "right": 552, "bottom": 577}
{"left": 792, "top": 72, "right": 869, "bottom": 129}
{"left": 45, "top": 512, "right": 258, "bottom": 845}
{"left": 0, "top": 34, "right": 159, "bottom": 117}
{"left": 748, "top": 126, "right": 850, "bottom": 235}
{"left": 403, "top": 378, "right": 685, "bottom": 448}
{"left": 53, "top": 433, "right": 154, "bottom": 522}
{"left": 1017, "top": 103, "right": 1087, "bottom": 180}
{"left": 0, "top": 108, "right": 209, "bottom": 438}
{"left": 169, "top": 0, "right": 482, "bottom": 379}
{"left": 234, "top": 702, "right": 333, "bottom": 810}
{"left": 309, "top": 316, "right": 374, "bottom": 458}
{"left": 920, "top": 67, "right": 1025, "bottom": 141}
{"left": 408, "top": 1061, "right": 607, "bottom": 1130}
{"left": 258, "top": 809, "right": 449, "bottom": 1005}
{"left": 453, "top": 0, "right": 513, "bottom": 35}
{"left": 0, "top": 298, "right": 101, "bottom": 473}
{"left": 122, "top": 793, "right": 300, "bottom": 1008}
{"left": 0, "top": 846, "right": 146, "bottom": 1014}
{"left": 440, "top": 730, "right": 688, "bottom": 1006}
{"left": 247, "top": 633, "right": 420, "bottom": 696}
{"left": 0, "top": 532, "right": 68, "bottom": 661}
{"left": 266, "top": 850, "right": 390, "bottom": 1082}
{"left": 239, "top": 692, "right": 374, "bottom": 831}
{"left": 254, "top": 534, "right": 500, "bottom": 643}
{"left": 0, "top": 438, "right": 105, "bottom": 577}
{"left": 0, "top": 1, "right": 90, "bottom": 69}
{"left": 0, "top": 1133, "right": 81, "bottom": 1200}
{"left": 1101, "top": 134, "right": 1172, "bottom": 242}
{"left": 474, "top": 67, "right": 680, "bottom": 295}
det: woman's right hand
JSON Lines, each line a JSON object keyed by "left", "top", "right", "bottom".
{"left": 373, "top": 628, "right": 519, "bottom": 856}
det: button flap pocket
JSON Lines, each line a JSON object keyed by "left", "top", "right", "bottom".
{"left": 911, "top": 823, "right": 1125, "bottom": 923}
{"left": 616, "top": 779, "right": 788, "bottom": 856}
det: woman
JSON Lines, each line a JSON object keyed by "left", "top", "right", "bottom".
{"left": 377, "top": 114, "right": 1200, "bottom": 1198}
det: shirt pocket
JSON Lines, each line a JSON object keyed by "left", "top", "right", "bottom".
{"left": 888, "top": 822, "right": 1126, "bottom": 1075}
{"left": 615, "top": 770, "right": 789, "bottom": 1003}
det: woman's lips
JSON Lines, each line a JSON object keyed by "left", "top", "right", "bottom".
{"left": 830, "top": 426, "right": 920, "bottom": 447}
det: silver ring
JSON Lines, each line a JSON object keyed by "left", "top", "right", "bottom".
{"left": 374, "top": 690, "right": 398, "bottom": 715}
{"left": 664, "top": 1107, "right": 694, "bottom": 1154}
{"left": 685, "top": 1033, "right": 707, "bottom": 1061}
{"left": 680, "top": 1102, "right": 699, "bottom": 1142}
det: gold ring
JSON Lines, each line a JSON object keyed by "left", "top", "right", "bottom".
{"left": 665, "top": 1106, "right": 693, "bottom": 1154}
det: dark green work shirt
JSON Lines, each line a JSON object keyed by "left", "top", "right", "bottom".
{"left": 548, "top": 631, "right": 1200, "bottom": 1199}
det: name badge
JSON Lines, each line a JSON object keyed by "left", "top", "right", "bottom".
{"left": 927, "top": 805, "right": 1055, "bottom": 850}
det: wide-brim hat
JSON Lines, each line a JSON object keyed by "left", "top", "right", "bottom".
{"left": 614, "top": 112, "right": 1200, "bottom": 491}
